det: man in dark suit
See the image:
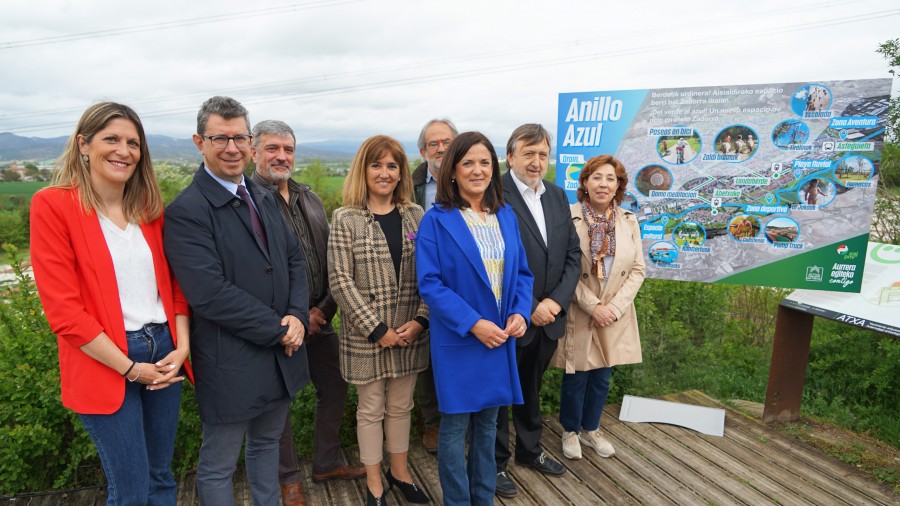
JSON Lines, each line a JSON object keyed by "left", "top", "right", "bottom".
{"left": 495, "top": 123, "right": 581, "bottom": 498}
{"left": 164, "top": 96, "right": 310, "bottom": 506}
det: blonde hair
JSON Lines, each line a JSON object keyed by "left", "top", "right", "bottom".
{"left": 51, "top": 102, "right": 162, "bottom": 223}
{"left": 342, "top": 135, "right": 412, "bottom": 208}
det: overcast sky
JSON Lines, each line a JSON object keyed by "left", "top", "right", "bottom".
{"left": 1, "top": 0, "right": 897, "bottom": 148}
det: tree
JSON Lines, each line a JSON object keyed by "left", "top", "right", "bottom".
{"left": 876, "top": 38, "right": 900, "bottom": 142}
{"left": 301, "top": 158, "right": 327, "bottom": 194}
{"left": 2, "top": 170, "right": 21, "bottom": 182}
{"left": 872, "top": 39, "right": 900, "bottom": 244}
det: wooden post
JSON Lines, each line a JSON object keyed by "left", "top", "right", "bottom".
{"left": 763, "top": 305, "right": 815, "bottom": 424}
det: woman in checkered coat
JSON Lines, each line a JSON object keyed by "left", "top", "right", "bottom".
{"left": 328, "top": 135, "right": 431, "bottom": 506}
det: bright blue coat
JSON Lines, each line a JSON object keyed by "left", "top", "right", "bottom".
{"left": 416, "top": 204, "right": 533, "bottom": 414}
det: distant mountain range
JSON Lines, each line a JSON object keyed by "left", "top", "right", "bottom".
{"left": 0, "top": 133, "right": 421, "bottom": 164}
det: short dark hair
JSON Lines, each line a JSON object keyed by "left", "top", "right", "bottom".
{"left": 505, "top": 123, "right": 552, "bottom": 169}
{"left": 435, "top": 131, "right": 505, "bottom": 214}
{"left": 197, "top": 96, "right": 250, "bottom": 135}
{"left": 577, "top": 154, "right": 628, "bottom": 204}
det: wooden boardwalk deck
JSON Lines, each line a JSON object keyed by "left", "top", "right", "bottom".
{"left": 6, "top": 391, "right": 896, "bottom": 505}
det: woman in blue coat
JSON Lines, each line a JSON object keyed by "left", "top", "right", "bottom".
{"left": 416, "top": 131, "right": 533, "bottom": 506}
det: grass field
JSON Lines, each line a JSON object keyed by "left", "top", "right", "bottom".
{"left": 0, "top": 181, "right": 48, "bottom": 195}
{"left": 295, "top": 173, "right": 345, "bottom": 193}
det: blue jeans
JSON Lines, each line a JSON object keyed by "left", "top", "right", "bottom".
{"left": 559, "top": 367, "right": 613, "bottom": 433}
{"left": 438, "top": 407, "right": 500, "bottom": 506}
{"left": 79, "top": 322, "right": 182, "bottom": 506}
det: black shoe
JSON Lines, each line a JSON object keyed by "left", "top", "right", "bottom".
{"left": 517, "top": 451, "right": 565, "bottom": 476}
{"left": 366, "top": 486, "right": 389, "bottom": 506}
{"left": 495, "top": 470, "right": 518, "bottom": 498}
{"left": 386, "top": 469, "right": 430, "bottom": 503}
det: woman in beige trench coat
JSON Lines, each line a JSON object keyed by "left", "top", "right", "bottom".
{"left": 550, "top": 154, "right": 645, "bottom": 461}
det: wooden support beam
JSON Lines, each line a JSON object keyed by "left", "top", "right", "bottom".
{"left": 763, "top": 305, "right": 815, "bottom": 423}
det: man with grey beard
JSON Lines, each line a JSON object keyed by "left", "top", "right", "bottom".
{"left": 250, "top": 120, "right": 364, "bottom": 506}
{"left": 410, "top": 118, "right": 457, "bottom": 453}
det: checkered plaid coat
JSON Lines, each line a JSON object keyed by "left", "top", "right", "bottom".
{"left": 328, "top": 203, "right": 429, "bottom": 384}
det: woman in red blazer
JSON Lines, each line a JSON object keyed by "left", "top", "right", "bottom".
{"left": 30, "top": 102, "right": 191, "bottom": 506}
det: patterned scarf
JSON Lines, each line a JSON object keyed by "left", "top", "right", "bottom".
{"left": 581, "top": 199, "right": 617, "bottom": 281}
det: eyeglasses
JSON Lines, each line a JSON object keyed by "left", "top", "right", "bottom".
{"left": 427, "top": 139, "right": 452, "bottom": 150}
{"left": 202, "top": 134, "right": 253, "bottom": 149}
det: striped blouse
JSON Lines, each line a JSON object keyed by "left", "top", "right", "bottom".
{"left": 461, "top": 208, "right": 505, "bottom": 312}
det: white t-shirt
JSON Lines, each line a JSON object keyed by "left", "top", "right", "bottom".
{"left": 98, "top": 215, "right": 167, "bottom": 331}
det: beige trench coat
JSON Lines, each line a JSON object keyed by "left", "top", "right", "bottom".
{"left": 550, "top": 203, "right": 645, "bottom": 373}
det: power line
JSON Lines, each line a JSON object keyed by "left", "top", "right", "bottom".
{"left": 0, "top": 0, "right": 869, "bottom": 122}
{"left": 0, "top": 0, "right": 858, "bottom": 122}
{"left": 3, "top": 7, "right": 897, "bottom": 135}
{"left": 0, "top": 0, "right": 361, "bottom": 49}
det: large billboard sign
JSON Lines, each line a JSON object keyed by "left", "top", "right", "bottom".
{"left": 555, "top": 79, "right": 893, "bottom": 292}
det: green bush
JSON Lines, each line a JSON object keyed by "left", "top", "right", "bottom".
{"left": 0, "top": 245, "right": 95, "bottom": 495}
{"left": 0, "top": 210, "right": 27, "bottom": 248}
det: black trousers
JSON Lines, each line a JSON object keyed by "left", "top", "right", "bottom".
{"left": 495, "top": 328, "right": 559, "bottom": 469}
{"left": 279, "top": 322, "right": 349, "bottom": 482}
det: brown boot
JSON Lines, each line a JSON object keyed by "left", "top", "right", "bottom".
{"left": 281, "top": 482, "right": 307, "bottom": 506}
{"left": 422, "top": 425, "right": 439, "bottom": 454}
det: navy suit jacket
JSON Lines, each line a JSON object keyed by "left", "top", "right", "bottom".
{"left": 164, "top": 165, "right": 310, "bottom": 423}
{"left": 501, "top": 171, "right": 580, "bottom": 344}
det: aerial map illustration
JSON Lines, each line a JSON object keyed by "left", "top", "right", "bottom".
{"left": 556, "top": 79, "right": 893, "bottom": 292}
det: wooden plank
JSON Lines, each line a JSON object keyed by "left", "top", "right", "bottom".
{"left": 606, "top": 404, "right": 778, "bottom": 505}
{"left": 636, "top": 411, "right": 817, "bottom": 505}
{"left": 672, "top": 391, "right": 897, "bottom": 506}
{"left": 643, "top": 394, "right": 841, "bottom": 505}
{"left": 176, "top": 471, "right": 198, "bottom": 505}
{"left": 233, "top": 464, "right": 250, "bottom": 505}
{"left": 517, "top": 416, "right": 638, "bottom": 505}
{"left": 532, "top": 418, "right": 674, "bottom": 505}
{"left": 674, "top": 390, "right": 897, "bottom": 504}
{"left": 332, "top": 447, "right": 367, "bottom": 506}
{"left": 697, "top": 407, "right": 867, "bottom": 506}
{"left": 542, "top": 418, "right": 687, "bottom": 505}
{"left": 568, "top": 413, "right": 746, "bottom": 506}
{"left": 297, "top": 454, "right": 331, "bottom": 506}
{"left": 508, "top": 458, "right": 604, "bottom": 506}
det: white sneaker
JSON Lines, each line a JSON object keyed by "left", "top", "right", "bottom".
{"left": 580, "top": 429, "right": 615, "bottom": 457}
{"left": 561, "top": 431, "right": 582, "bottom": 460}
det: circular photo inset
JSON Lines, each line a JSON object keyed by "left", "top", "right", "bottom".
{"left": 764, "top": 217, "right": 800, "bottom": 244}
{"left": 657, "top": 129, "right": 701, "bottom": 165}
{"left": 714, "top": 125, "right": 759, "bottom": 161}
{"left": 620, "top": 192, "right": 639, "bottom": 213}
{"left": 772, "top": 119, "right": 810, "bottom": 149}
{"left": 635, "top": 165, "right": 673, "bottom": 197}
{"left": 790, "top": 84, "right": 832, "bottom": 116}
{"left": 673, "top": 221, "right": 706, "bottom": 247}
{"left": 833, "top": 155, "right": 874, "bottom": 186}
{"left": 648, "top": 241, "right": 679, "bottom": 266}
{"left": 797, "top": 178, "right": 836, "bottom": 207}
{"left": 728, "top": 214, "right": 761, "bottom": 241}
{"left": 564, "top": 163, "right": 584, "bottom": 191}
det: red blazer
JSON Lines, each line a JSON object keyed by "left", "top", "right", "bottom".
{"left": 30, "top": 187, "right": 192, "bottom": 415}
